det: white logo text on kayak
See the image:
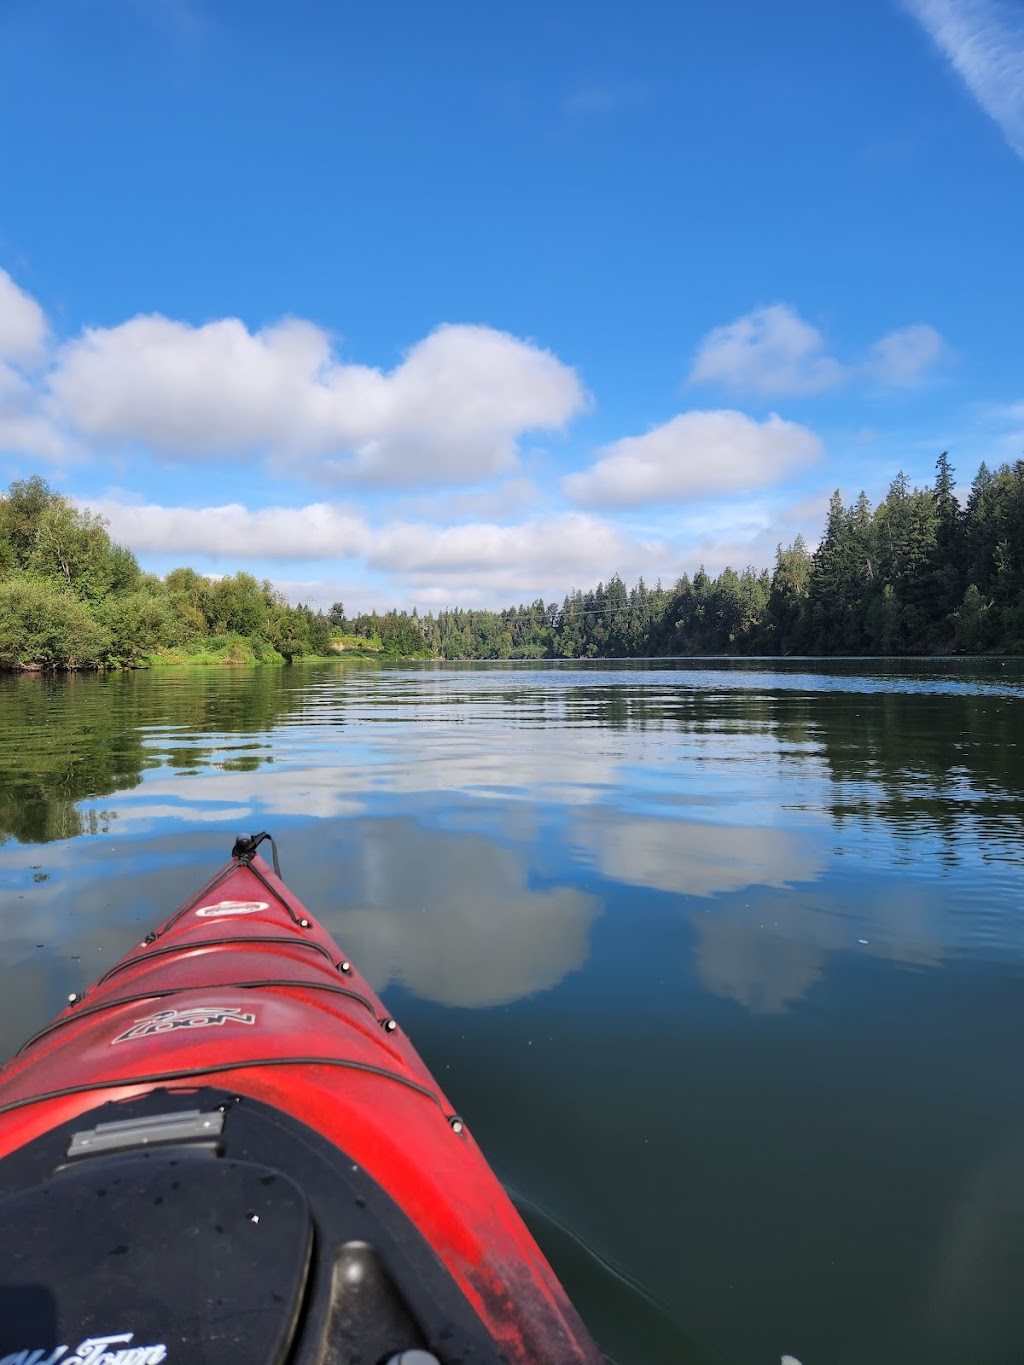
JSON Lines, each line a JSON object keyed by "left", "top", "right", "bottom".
{"left": 1, "top": 1331, "right": 168, "bottom": 1365}
{"left": 194, "top": 899, "right": 268, "bottom": 918}
{"left": 112, "top": 1005, "right": 257, "bottom": 1044}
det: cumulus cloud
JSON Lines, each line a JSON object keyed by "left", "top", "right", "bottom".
{"left": 688, "top": 304, "right": 845, "bottom": 397}
{"left": 85, "top": 496, "right": 680, "bottom": 603}
{"left": 366, "top": 512, "right": 672, "bottom": 590}
{"left": 50, "top": 315, "right": 586, "bottom": 484}
{"left": 865, "top": 323, "right": 947, "bottom": 385}
{"left": 688, "top": 303, "right": 947, "bottom": 398}
{"left": 88, "top": 498, "right": 370, "bottom": 560}
{"left": 563, "top": 410, "right": 823, "bottom": 507}
{"left": 0, "top": 270, "right": 48, "bottom": 364}
{"left": 0, "top": 272, "right": 69, "bottom": 462}
{"left": 902, "top": 0, "right": 1024, "bottom": 158}
{"left": 396, "top": 476, "right": 544, "bottom": 522}
{"left": 0, "top": 409, "right": 70, "bottom": 462}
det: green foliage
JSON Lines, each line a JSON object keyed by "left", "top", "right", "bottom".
{"left": 28, "top": 500, "right": 140, "bottom": 600}
{"left": 766, "top": 535, "right": 812, "bottom": 653}
{"left": 0, "top": 479, "right": 339, "bottom": 670}
{"left": 0, "top": 475, "right": 54, "bottom": 562}
{"left": 0, "top": 577, "right": 111, "bottom": 668}
{"left": 93, "top": 589, "right": 181, "bottom": 665}
{"left": 175, "top": 634, "right": 286, "bottom": 667}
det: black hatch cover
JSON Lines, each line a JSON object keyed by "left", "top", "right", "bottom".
{"left": 0, "top": 1147, "right": 312, "bottom": 1364}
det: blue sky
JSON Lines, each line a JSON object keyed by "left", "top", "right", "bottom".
{"left": 1, "top": 0, "right": 1022, "bottom": 611}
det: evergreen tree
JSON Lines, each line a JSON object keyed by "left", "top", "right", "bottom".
{"left": 925, "top": 450, "right": 965, "bottom": 647}
{"left": 766, "top": 536, "right": 813, "bottom": 654}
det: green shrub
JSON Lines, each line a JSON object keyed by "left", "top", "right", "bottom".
{"left": 0, "top": 577, "right": 112, "bottom": 669}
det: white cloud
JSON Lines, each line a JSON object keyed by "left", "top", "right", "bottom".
{"left": 0, "top": 409, "right": 71, "bottom": 463}
{"left": 903, "top": 0, "right": 1024, "bottom": 158}
{"left": 976, "top": 397, "right": 1024, "bottom": 462}
{"left": 50, "top": 315, "right": 586, "bottom": 484}
{"left": 563, "top": 409, "right": 824, "bottom": 507}
{"left": 85, "top": 496, "right": 681, "bottom": 604}
{"left": 688, "top": 304, "right": 846, "bottom": 397}
{"left": 865, "top": 323, "right": 947, "bottom": 384}
{"left": 367, "top": 512, "right": 672, "bottom": 590}
{"left": 0, "top": 270, "right": 48, "bottom": 364}
{"left": 0, "top": 274, "right": 68, "bottom": 462}
{"left": 688, "top": 303, "right": 947, "bottom": 397}
{"left": 396, "top": 476, "right": 543, "bottom": 522}
{"left": 88, "top": 498, "right": 370, "bottom": 560}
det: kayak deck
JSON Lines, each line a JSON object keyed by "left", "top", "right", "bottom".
{"left": 0, "top": 834, "right": 603, "bottom": 1364}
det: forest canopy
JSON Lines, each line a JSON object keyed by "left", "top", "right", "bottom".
{"left": 0, "top": 477, "right": 333, "bottom": 669}
{"left": 1, "top": 454, "right": 1023, "bottom": 669}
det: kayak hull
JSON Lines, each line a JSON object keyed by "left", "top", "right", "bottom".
{"left": 0, "top": 842, "right": 602, "bottom": 1364}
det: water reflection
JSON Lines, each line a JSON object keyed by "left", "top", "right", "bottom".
{"left": 4, "top": 661, "right": 1023, "bottom": 858}
{"left": 0, "top": 669, "right": 295, "bottom": 844}
{"left": 918, "top": 1130, "right": 1024, "bottom": 1361}
{"left": 572, "top": 809, "right": 825, "bottom": 898}
{"left": 315, "top": 820, "right": 596, "bottom": 1007}
{"left": 690, "top": 883, "right": 944, "bottom": 1014}
{"left": 3, "top": 660, "right": 1024, "bottom": 1365}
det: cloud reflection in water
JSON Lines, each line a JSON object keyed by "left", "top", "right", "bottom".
{"left": 312, "top": 820, "right": 598, "bottom": 1008}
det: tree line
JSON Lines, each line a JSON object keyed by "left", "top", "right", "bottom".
{"left": 0, "top": 477, "right": 334, "bottom": 668}
{"left": 344, "top": 453, "right": 1023, "bottom": 658}
{"left": 2, "top": 453, "right": 1022, "bottom": 668}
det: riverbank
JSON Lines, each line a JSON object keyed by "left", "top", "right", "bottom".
{"left": 0, "top": 633, "right": 437, "bottom": 672}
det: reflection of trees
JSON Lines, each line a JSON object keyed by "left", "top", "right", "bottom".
{"left": 812, "top": 690, "right": 1024, "bottom": 862}
{"left": 565, "top": 667, "right": 1024, "bottom": 1014}
{"left": 0, "top": 673, "right": 145, "bottom": 843}
{"left": 562, "top": 667, "right": 1024, "bottom": 863}
{"left": 0, "top": 668, "right": 301, "bottom": 844}
{"left": 4, "top": 659, "right": 1021, "bottom": 872}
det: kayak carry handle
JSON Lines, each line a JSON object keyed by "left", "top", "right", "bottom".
{"left": 232, "top": 831, "right": 282, "bottom": 878}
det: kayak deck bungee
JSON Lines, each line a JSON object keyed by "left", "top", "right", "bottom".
{"left": 0, "top": 833, "right": 603, "bottom": 1365}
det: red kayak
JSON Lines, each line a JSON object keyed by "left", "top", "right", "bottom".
{"left": 0, "top": 833, "right": 603, "bottom": 1365}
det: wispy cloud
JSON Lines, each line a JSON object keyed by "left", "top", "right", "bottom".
{"left": 864, "top": 323, "right": 947, "bottom": 384}
{"left": 689, "top": 305, "right": 845, "bottom": 398}
{"left": 395, "top": 476, "right": 543, "bottom": 522}
{"left": 688, "top": 303, "right": 947, "bottom": 397}
{"left": 902, "top": 0, "right": 1024, "bottom": 158}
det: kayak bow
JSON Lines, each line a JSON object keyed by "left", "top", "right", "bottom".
{"left": 0, "top": 834, "right": 603, "bottom": 1365}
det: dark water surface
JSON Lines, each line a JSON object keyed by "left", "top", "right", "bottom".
{"left": 1, "top": 658, "right": 1023, "bottom": 1364}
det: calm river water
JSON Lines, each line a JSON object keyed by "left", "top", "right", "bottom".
{"left": 1, "top": 658, "right": 1023, "bottom": 1364}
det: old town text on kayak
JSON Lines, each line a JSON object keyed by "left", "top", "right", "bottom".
{"left": 2, "top": 1331, "right": 168, "bottom": 1365}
